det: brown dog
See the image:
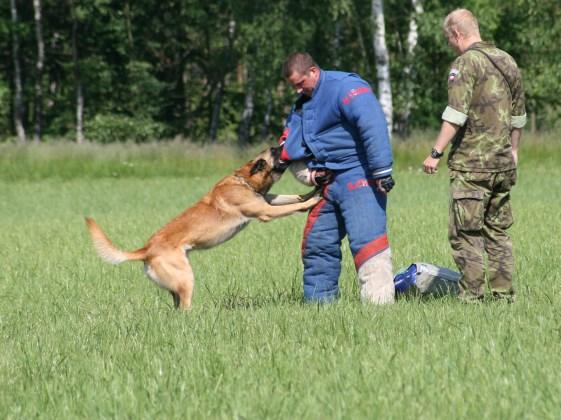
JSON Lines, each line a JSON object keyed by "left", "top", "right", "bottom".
{"left": 85, "top": 147, "right": 320, "bottom": 309}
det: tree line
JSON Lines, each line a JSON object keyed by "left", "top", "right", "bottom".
{"left": 1, "top": 0, "right": 560, "bottom": 144}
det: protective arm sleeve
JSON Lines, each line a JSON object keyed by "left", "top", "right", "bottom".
{"left": 338, "top": 80, "right": 393, "bottom": 178}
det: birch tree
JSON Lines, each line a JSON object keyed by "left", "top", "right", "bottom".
{"left": 371, "top": 0, "right": 392, "bottom": 139}
{"left": 10, "top": 0, "right": 26, "bottom": 143}
{"left": 238, "top": 64, "right": 254, "bottom": 147}
{"left": 70, "top": 1, "right": 84, "bottom": 143}
{"left": 396, "top": 0, "right": 423, "bottom": 135}
{"left": 260, "top": 89, "right": 273, "bottom": 140}
{"left": 209, "top": 18, "right": 236, "bottom": 143}
{"left": 33, "top": 0, "right": 45, "bottom": 143}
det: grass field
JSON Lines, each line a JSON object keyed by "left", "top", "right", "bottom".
{"left": 1, "top": 135, "right": 561, "bottom": 419}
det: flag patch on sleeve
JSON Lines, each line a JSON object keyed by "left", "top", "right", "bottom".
{"left": 448, "top": 68, "right": 460, "bottom": 82}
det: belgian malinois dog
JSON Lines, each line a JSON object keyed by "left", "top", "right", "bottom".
{"left": 85, "top": 147, "right": 319, "bottom": 309}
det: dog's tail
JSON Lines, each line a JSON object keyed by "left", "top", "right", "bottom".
{"left": 85, "top": 217, "right": 147, "bottom": 264}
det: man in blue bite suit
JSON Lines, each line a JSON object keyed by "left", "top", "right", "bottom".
{"left": 279, "top": 52, "right": 395, "bottom": 304}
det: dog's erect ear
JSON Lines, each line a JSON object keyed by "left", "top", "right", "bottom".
{"left": 250, "top": 159, "right": 267, "bottom": 176}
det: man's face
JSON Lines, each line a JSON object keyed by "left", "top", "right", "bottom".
{"left": 287, "top": 67, "right": 320, "bottom": 97}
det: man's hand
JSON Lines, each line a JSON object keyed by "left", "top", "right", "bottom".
{"left": 423, "top": 156, "right": 440, "bottom": 174}
{"left": 375, "top": 175, "right": 395, "bottom": 194}
{"left": 423, "top": 121, "right": 458, "bottom": 174}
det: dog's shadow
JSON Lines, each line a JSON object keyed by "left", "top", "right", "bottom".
{"left": 200, "top": 284, "right": 303, "bottom": 310}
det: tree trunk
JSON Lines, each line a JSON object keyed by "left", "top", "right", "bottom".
{"left": 71, "top": 6, "right": 85, "bottom": 144}
{"left": 123, "top": 0, "right": 134, "bottom": 50}
{"left": 396, "top": 0, "right": 423, "bottom": 136}
{"left": 182, "top": 63, "right": 192, "bottom": 135}
{"left": 10, "top": 0, "right": 26, "bottom": 143}
{"left": 371, "top": 0, "right": 393, "bottom": 140}
{"left": 208, "top": 18, "right": 236, "bottom": 143}
{"left": 261, "top": 89, "right": 273, "bottom": 140}
{"left": 333, "top": 21, "right": 342, "bottom": 69}
{"left": 209, "top": 80, "right": 223, "bottom": 142}
{"left": 33, "top": 0, "right": 45, "bottom": 143}
{"left": 238, "top": 66, "right": 254, "bottom": 147}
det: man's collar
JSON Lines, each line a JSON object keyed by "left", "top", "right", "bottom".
{"left": 311, "top": 69, "right": 324, "bottom": 98}
{"left": 465, "top": 41, "right": 494, "bottom": 53}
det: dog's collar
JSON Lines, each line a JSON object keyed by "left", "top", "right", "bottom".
{"left": 234, "top": 174, "right": 271, "bottom": 195}
{"left": 234, "top": 174, "right": 256, "bottom": 192}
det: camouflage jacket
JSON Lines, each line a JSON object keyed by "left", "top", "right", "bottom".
{"left": 443, "top": 42, "right": 526, "bottom": 172}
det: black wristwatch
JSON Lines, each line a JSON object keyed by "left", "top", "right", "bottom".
{"left": 430, "top": 148, "right": 444, "bottom": 159}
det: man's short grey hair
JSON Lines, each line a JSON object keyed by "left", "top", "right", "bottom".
{"left": 282, "top": 52, "right": 318, "bottom": 79}
{"left": 443, "top": 8, "right": 480, "bottom": 38}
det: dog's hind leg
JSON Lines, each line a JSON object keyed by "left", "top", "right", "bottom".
{"left": 146, "top": 252, "right": 195, "bottom": 310}
{"left": 170, "top": 291, "right": 180, "bottom": 309}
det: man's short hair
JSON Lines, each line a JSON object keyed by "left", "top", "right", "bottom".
{"left": 443, "top": 8, "right": 480, "bottom": 38}
{"left": 282, "top": 52, "right": 318, "bottom": 79}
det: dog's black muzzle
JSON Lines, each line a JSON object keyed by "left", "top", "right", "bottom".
{"left": 271, "top": 146, "right": 290, "bottom": 172}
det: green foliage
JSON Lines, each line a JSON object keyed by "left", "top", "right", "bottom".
{"left": 493, "top": 0, "right": 561, "bottom": 128}
{"left": 1, "top": 0, "right": 560, "bottom": 141}
{"left": 86, "top": 114, "right": 166, "bottom": 143}
{"left": 125, "top": 60, "right": 165, "bottom": 118}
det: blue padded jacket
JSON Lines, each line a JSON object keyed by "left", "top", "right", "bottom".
{"left": 281, "top": 70, "right": 392, "bottom": 178}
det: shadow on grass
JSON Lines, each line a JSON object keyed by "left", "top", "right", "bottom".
{"left": 200, "top": 282, "right": 304, "bottom": 310}
{"left": 396, "top": 291, "right": 460, "bottom": 304}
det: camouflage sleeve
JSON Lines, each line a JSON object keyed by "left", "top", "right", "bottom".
{"left": 510, "top": 65, "right": 527, "bottom": 128}
{"left": 442, "top": 55, "right": 476, "bottom": 126}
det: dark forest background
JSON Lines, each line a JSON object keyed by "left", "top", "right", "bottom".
{"left": 2, "top": 0, "right": 560, "bottom": 144}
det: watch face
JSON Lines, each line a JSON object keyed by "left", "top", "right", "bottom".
{"left": 431, "top": 149, "right": 443, "bottom": 159}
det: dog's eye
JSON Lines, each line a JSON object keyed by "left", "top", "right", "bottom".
{"left": 250, "top": 159, "right": 267, "bottom": 175}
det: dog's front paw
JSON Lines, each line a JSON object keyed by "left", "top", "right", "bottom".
{"left": 298, "top": 189, "right": 317, "bottom": 202}
{"left": 300, "top": 194, "right": 322, "bottom": 210}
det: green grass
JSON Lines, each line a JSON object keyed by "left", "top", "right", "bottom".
{"left": 1, "top": 136, "right": 561, "bottom": 419}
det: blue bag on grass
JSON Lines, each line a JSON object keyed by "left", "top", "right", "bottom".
{"left": 394, "top": 263, "right": 460, "bottom": 296}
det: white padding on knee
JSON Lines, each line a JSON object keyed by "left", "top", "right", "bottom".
{"left": 289, "top": 160, "right": 314, "bottom": 186}
{"left": 357, "top": 248, "right": 395, "bottom": 304}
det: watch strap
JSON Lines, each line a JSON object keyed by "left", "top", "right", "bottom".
{"left": 431, "top": 148, "right": 444, "bottom": 159}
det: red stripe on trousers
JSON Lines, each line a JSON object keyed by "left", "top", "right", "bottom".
{"left": 353, "top": 234, "right": 389, "bottom": 269}
{"left": 301, "top": 197, "right": 327, "bottom": 257}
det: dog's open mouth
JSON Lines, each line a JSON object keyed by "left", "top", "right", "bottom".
{"left": 271, "top": 146, "right": 290, "bottom": 172}
{"left": 274, "top": 159, "right": 290, "bottom": 172}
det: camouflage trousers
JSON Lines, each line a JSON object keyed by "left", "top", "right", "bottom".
{"left": 448, "top": 169, "right": 517, "bottom": 300}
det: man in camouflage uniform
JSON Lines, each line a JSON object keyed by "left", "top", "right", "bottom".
{"left": 422, "top": 8, "right": 526, "bottom": 302}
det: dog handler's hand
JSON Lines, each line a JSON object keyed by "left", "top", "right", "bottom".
{"left": 423, "top": 156, "right": 440, "bottom": 174}
{"left": 374, "top": 175, "right": 395, "bottom": 194}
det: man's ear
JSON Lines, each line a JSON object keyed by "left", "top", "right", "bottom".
{"left": 250, "top": 159, "right": 267, "bottom": 176}
{"left": 452, "top": 28, "right": 461, "bottom": 41}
